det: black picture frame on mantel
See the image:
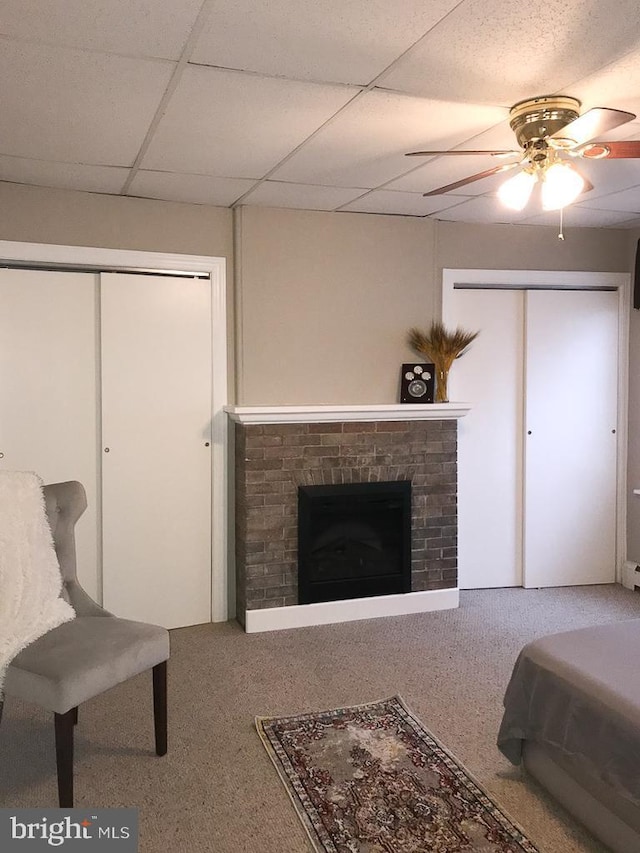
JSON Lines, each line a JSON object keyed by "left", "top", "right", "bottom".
{"left": 400, "top": 363, "right": 435, "bottom": 403}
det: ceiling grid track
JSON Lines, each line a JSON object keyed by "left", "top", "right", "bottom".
{"left": 119, "top": 0, "right": 217, "bottom": 196}
{"left": 230, "top": 0, "right": 475, "bottom": 209}
{"left": 2, "top": 0, "right": 640, "bottom": 226}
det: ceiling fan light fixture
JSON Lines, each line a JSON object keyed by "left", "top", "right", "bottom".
{"left": 508, "top": 96, "right": 581, "bottom": 147}
{"left": 497, "top": 169, "right": 536, "bottom": 210}
{"left": 541, "top": 162, "right": 585, "bottom": 210}
{"left": 407, "top": 95, "right": 639, "bottom": 208}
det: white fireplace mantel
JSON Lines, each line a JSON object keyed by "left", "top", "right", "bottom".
{"left": 225, "top": 403, "right": 471, "bottom": 425}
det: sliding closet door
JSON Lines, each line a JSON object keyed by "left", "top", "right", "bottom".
{"left": 100, "top": 273, "right": 212, "bottom": 628}
{"left": 523, "top": 289, "right": 618, "bottom": 587}
{"left": 448, "top": 288, "right": 525, "bottom": 589}
{"left": 0, "top": 268, "right": 100, "bottom": 598}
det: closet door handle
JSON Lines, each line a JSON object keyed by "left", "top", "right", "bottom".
{"left": 104, "top": 447, "right": 110, "bottom": 453}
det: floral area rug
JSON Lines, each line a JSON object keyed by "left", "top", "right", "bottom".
{"left": 256, "top": 696, "right": 539, "bottom": 853}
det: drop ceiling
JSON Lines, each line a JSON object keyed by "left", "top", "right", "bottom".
{"left": 2, "top": 0, "right": 640, "bottom": 227}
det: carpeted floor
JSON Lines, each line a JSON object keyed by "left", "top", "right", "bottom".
{"left": 1, "top": 585, "right": 639, "bottom": 852}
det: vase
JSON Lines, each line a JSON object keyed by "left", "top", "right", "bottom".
{"left": 435, "top": 365, "right": 449, "bottom": 403}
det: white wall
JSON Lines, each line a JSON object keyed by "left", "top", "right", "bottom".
{"left": 627, "top": 230, "right": 640, "bottom": 563}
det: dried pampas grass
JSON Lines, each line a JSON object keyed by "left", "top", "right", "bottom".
{"left": 408, "top": 320, "right": 478, "bottom": 402}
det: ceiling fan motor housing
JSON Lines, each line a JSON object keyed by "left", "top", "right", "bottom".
{"left": 509, "top": 96, "right": 581, "bottom": 148}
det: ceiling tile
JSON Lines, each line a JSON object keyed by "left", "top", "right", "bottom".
{"left": 380, "top": 0, "right": 640, "bottom": 106}
{"left": 576, "top": 160, "right": 640, "bottom": 202}
{"left": 609, "top": 217, "right": 640, "bottom": 229}
{"left": 575, "top": 187, "right": 640, "bottom": 214}
{"left": 0, "top": 155, "right": 128, "bottom": 194}
{"left": 433, "top": 195, "right": 532, "bottom": 225}
{"left": 522, "top": 207, "right": 636, "bottom": 228}
{"left": 569, "top": 50, "right": 640, "bottom": 117}
{"left": 0, "top": 41, "right": 173, "bottom": 164}
{"left": 388, "top": 120, "right": 519, "bottom": 193}
{"left": 2, "top": 0, "right": 638, "bottom": 225}
{"left": 142, "top": 66, "right": 357, "bottom": 178}
{"left": 128, "top": 171, "right": 256, "bottom": 206}
{"left": 388, "top": 154, "right": 518, "bottom": 195}
{"left": 239, "top": 181, "right": 363, "bottom": 210}
{"left": 272, "top": 89, "right": 505, "bottom": 188}
{"left": 0, "top": 0, "right": 203, "bottom": 60}
{"left": 191, "top": 0, "right": 459, "bottom": 85}
{"left": 455, "top": 121, "right": 522, "bottom": 151}
{"left": 340, "top": 190, "right": 466, "bottom": 216}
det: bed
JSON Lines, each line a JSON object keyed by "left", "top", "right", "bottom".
{"left": 497, "top": 619, "right": 640, "bottom": 853}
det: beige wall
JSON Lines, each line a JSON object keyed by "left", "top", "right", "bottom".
{"left": 435, "top": 220, "right": 629, "bottom": 312}
{"left": 235, "top": 205, "right": 437, "bottom": 405}
{"left": 0, "top": 181, "right": 236, "bottom": 395}
{"left": 0, "top": 182, "right": 233, "bottom": 257}
{"left": 235, "top": 205, "right": 631, "bottom": 405}
{"left": 2, "top": 185, "right": 628, "bottom": 409}
{"left": 236, "top": 205, "right": 638, "bottom": 563}
{"left": 435, "top": 220, "right": 630, "bottom": 276}
{"left": 2, "top": 182, "right": 637, "bottom": 562}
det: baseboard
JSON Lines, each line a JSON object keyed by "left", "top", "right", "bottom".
{"left": 244, "top": 587, "right": 459, "bottom": 633}
{"left": 621, "top": 560, "right": 639, "bottom": 591}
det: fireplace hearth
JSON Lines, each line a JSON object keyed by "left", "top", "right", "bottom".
{"left": 298, "top": 481, "right": 411, "bottom": 604}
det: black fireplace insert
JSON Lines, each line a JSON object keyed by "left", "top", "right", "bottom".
{"left": 297, "top": 480, "right": 411, "bottom": 605}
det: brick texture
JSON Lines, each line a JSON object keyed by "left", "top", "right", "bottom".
{"left": 234, "top": 419, "right": 458, "bottom": 625}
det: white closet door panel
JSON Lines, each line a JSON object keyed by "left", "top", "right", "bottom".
{"left": 448, "top": 288, "right": 524, "bottom": 589}
{"left": 0, "top": 268, "right": 99, "bottom": 599}
{"left": 524, "top": 289, "right": 618, "bottom": 587}
{"left": 101, "top": 273, "right": 212, "bottom": 629}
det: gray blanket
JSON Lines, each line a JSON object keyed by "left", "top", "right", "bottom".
{"left": 497, "top": 618, "right": 640, "bottom": 807}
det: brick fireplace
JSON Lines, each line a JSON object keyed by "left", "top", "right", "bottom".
{"left": 227, "top": 405, "right": 470, "bottom": 632}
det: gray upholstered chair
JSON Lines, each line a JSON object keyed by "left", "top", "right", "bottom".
{"left": 4, "top": 481, "right": 170, "bottom": 807}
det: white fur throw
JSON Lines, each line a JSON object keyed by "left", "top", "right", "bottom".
{"left": 0, "top": 472, "right": 75, "bottom": 696}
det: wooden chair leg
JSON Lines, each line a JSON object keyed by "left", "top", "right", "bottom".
{"left": 54, "top": 709, "right": 75, "bottom": 807}
{"left": 152, "top": 661, "right": 167, "bottom": 756}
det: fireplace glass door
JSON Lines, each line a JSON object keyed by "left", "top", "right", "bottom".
{"left": 298, "top": 481, "right": 411, "bottom": 605}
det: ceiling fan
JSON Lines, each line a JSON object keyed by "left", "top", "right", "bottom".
{"left": 406, "top": 96, "right": 640, "bottom": 211}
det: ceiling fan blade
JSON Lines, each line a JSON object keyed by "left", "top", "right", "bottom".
{"left": 552, "top": 107, "right": 636, "bottom": 146}
{"left": 579, "top": 140, "right": 640, "bottom": 159}
{"left": 422, "top": 163, "right": 518, "bottom": 197}
{"left": 406, "top": 149, "right": 519, "bottom": 157}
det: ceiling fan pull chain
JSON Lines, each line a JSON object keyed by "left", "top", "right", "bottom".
{"left": 558, "top": 207, "right": 565, "bottom": 241}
